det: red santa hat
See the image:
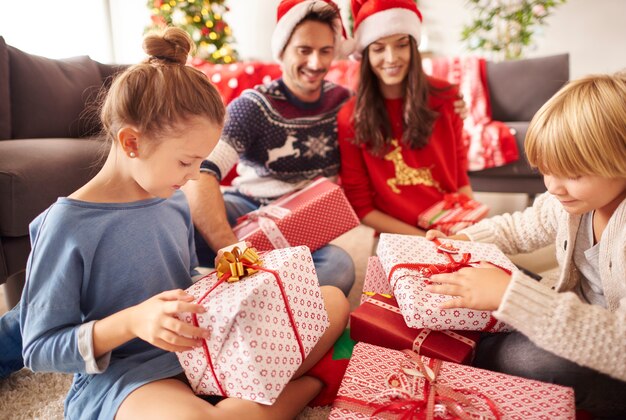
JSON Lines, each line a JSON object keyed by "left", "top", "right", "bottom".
{"left": 271, "top": 0, "right": 352, "bottom": 62}
{"left": 351, "top": 0, "right": 422, "bottom": 58}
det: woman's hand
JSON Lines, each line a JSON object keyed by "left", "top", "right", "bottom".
{"left": 425, "top": 229, "right": 470, "bottom": 241}
{"left": 425, "top": 262, "right": 511, "bottom": 311}
{"left": 129, "top": 289, "right": 210, "bottom": 352}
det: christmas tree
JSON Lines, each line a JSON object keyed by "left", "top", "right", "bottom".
{"left": 147, "top": 0, "right": 239, "bottom": 64}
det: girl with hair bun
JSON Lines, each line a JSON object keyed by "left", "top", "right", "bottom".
{"left": 19, "top": 27, "right": 348, "bottom": 419}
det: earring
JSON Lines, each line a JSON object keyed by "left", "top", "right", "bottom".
{"left": 129, "top": 152, "right": 136, "bottom": 158}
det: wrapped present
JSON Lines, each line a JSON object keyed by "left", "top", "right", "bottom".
{"left": 377, "top": 234, "right": 517, "bottom": 331}
{"left": 232, "top": 177, "right": 360, "bottom": 252}
{"left": 176, "top": 246, "right": 329, "bottom": 405}
{"left": 417, "top": 193, "right": 489, "bottom": 235}
{"left": 351, "top": 294, "right": 479, "bottom": 365}
{"left": 329, "top": 342, "right": 576, "bottom": 420}
{"left": 360, "top": 256, "right": 393, "bottom": 304}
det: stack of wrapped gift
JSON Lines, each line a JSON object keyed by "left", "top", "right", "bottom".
{"left": 232, "top": 177, "right": 359, "bottom": 252}
{"left": 417, "top": 193, "right": 489, "bottom": 235}
{"left": 175, "top": 245, "right": 328, "bottom": 404}
{"left": 352, "top": 256, "right": 479, "bottom": 365}
{"left": 376, "top": 234, "right": 516, "bottom": 332}
{"left": 329, "top": 343, "right": 576, "bottom": 419}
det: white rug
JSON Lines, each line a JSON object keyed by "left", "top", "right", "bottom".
{"left": 0, "top": 369, "right": 330, "bottom": 420}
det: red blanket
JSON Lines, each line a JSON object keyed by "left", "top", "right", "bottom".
{"left": 422, "top": 56, "right": 519, "bottom": 171}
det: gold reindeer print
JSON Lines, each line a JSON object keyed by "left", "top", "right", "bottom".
{"left": 384, "top": 139, "right": 444, "bottom": 194}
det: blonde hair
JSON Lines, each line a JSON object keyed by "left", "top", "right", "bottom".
{"left": 100, "top": 27, "right": 225, "bottom": 146}
{"left": 525, "top": 73, "right": 626, "bottom": 178}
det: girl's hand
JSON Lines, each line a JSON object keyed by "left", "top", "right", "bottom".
{"left": 424, "top": 229, "right": 470, "bottom": 241}
{"left": 129, "top": 289, "right": 210, "bottom": 352}
{"left": 425, "top": 262, "right": 511, "bottom": 311}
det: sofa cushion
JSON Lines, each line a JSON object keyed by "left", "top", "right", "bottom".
{"left": 0, "top": 37, "right": 10, "bottom": 140}
{"left": 487, "top": 54, "right": 569, "bottom": 122}
{"left": 0, "top": 138, "right": 106, "bottom": 237}
{"left": 8, "top": 45, "right": 103, "bottom": 139}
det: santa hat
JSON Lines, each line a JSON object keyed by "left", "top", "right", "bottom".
{"left": 271, "top": 0, "right": 352, "bottom": 62}
{"left": 351, "top": 0, "right": 422, "bottom": 59}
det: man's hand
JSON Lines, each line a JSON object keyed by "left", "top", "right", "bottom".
{"left": 424, "top": 262, "right": 511, "bottom": 311}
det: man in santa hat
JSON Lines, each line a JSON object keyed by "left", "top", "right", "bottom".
{"left": 185, "top": 0, "right": 357, "bottom": 297}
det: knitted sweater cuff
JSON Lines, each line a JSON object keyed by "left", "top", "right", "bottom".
{"left": 458, "top": 222, "right": 494, "bottom": 243}
{"left": 493, "top": 270, "right": 555, "bottom": 332}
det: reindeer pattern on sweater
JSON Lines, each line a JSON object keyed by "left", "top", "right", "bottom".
{"left": 201, "top": 79, "right": 351, "bottom": 201}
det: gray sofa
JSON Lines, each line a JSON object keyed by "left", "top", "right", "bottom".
{"left": 0, "top": 36, "right": 124, "bottom": 308}
{"left": 468, "top": 53, "right": 570, "bottom": 197}
{"left": 0, "top": 37, "right": 569, "bottom": 309}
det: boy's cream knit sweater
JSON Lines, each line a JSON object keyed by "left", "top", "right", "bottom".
{"left": 461, "top": 192, "right": 626, "bottom": 382}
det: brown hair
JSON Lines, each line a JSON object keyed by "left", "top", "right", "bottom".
{"left": 351, "top": 37, "right": 444, "bottom": 155}
{"left": 100, "top": 27, "right": 225, "bottom": 146}
{"left": 525, "top": 73, "right": 626, "bottom": 178}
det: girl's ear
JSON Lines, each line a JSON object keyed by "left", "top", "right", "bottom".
{"left": 117, "top": 127, "right": 141, "bottom": 158}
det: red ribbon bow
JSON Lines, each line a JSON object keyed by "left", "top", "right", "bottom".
{"left": 442, "top": 193, "right": 476, "bottom": 210}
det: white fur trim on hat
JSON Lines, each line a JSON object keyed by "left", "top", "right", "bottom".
{"left": 271, "top": 0, "right": 350, "bottom": 62}
{"left": 353, "top": 8, "right": 421, "bottom": 59}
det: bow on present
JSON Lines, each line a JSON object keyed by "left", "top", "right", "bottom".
{"left": 373, "top": 351, "right": 501, "bottom": 420}
{"left": 235, "top": 206, "right": 292, "bottom": 249}
{"left": 216, "top": 246, "right": 262, "bottom": 282}
{"left": 442, "top": 193, "right": 477, "bottom": 210}
{"left": 334, "top": 350, "right": 500, "bottom": 420}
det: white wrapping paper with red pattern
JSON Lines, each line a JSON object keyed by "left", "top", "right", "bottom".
{"left": 360, "top": 256, "right": 393, "bottom": 304}
{"left": 329, "top": 343, "right": 575, "bottom": 420}
{"left": 417, "top": 193, "right": 489, "bottom": 235}
{"left": 175, "top": 246, "right": 329, "bottom": 404}
{"left": 376, "top": 234, "right": 516, "bottom": 331}
{"left": 232, "top": 177, "right": 359, "bottom": 252}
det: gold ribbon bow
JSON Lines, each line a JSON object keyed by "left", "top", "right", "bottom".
{"left": 216, "top": 246, "right": 262, "bottom": 283}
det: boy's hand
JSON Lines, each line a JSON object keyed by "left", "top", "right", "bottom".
{"left": 425, "top": 262, "right": 511, "bottom": 311}
{"left": 129, "top": 289, "right": 210, "bottom": 352}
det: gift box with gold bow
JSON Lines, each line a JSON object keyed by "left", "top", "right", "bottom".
{"left": 232, "top": 177, "right": 359, "bottom": 252}
{"left": 175, "top": 245, "right": 329, "bottom": 405}
{"left": 376, "top": 234, "right": 516, "bottom": 331}
{"left": 351, "top": 294, "right": 480, "bottom": 365}
{"left": 417, "top": 193, "right": 489, "bottom": 235}
{"left": 329, "top": 342, "right": 575, "bottom": 419}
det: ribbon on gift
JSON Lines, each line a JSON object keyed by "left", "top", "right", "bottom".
{"left": 191, "top": 247, "right": 306, "bottom": 397}
{"left": 421, "top": 194, "right": 486, "bottom": 234}
{"left": 442, "top": 193, "right": 477, "bottom": 210}
{"left": 365, "top": 295, "right": 477, "bottom": 359}
{"left": 333, "top": 350, "right": 500, "bottom": 419}
{"left": 387, "top": 239, "right": 510, "bottom": 332}
{"left": 236, "top": 205, "right": 292, "bottom": 249}
{"left": 216, "top": 246, "right": 262, "bottom": 282}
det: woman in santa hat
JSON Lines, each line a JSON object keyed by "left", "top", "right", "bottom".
{"left": 338, "top": 0, "right": 473, "bottom": 237}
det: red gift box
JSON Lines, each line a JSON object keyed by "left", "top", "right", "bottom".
{"left": 417, "top": 193, "right": 489, "bottom": 235}
{"left": 330, "top": 343, "right": 576, "bottom": 420}
{"left": 351, "top": 294, "right": 479, "bottom": 365}
{"left": 360, "top": 256, "right": 393, "bottom": 304}
{"left": 175, "top": 246, "right": 329, "bottom": 405}
{"left": 232, "top": 177, "right": 359, "bottom": 252}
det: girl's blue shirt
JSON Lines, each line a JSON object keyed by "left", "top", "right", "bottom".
{"left": 20, "top": 190, "right": 198, "bottom": 419}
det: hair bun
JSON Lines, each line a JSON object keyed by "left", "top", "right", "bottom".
{"left": 143, "top": 27, "right": 194, "bottom": 65}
